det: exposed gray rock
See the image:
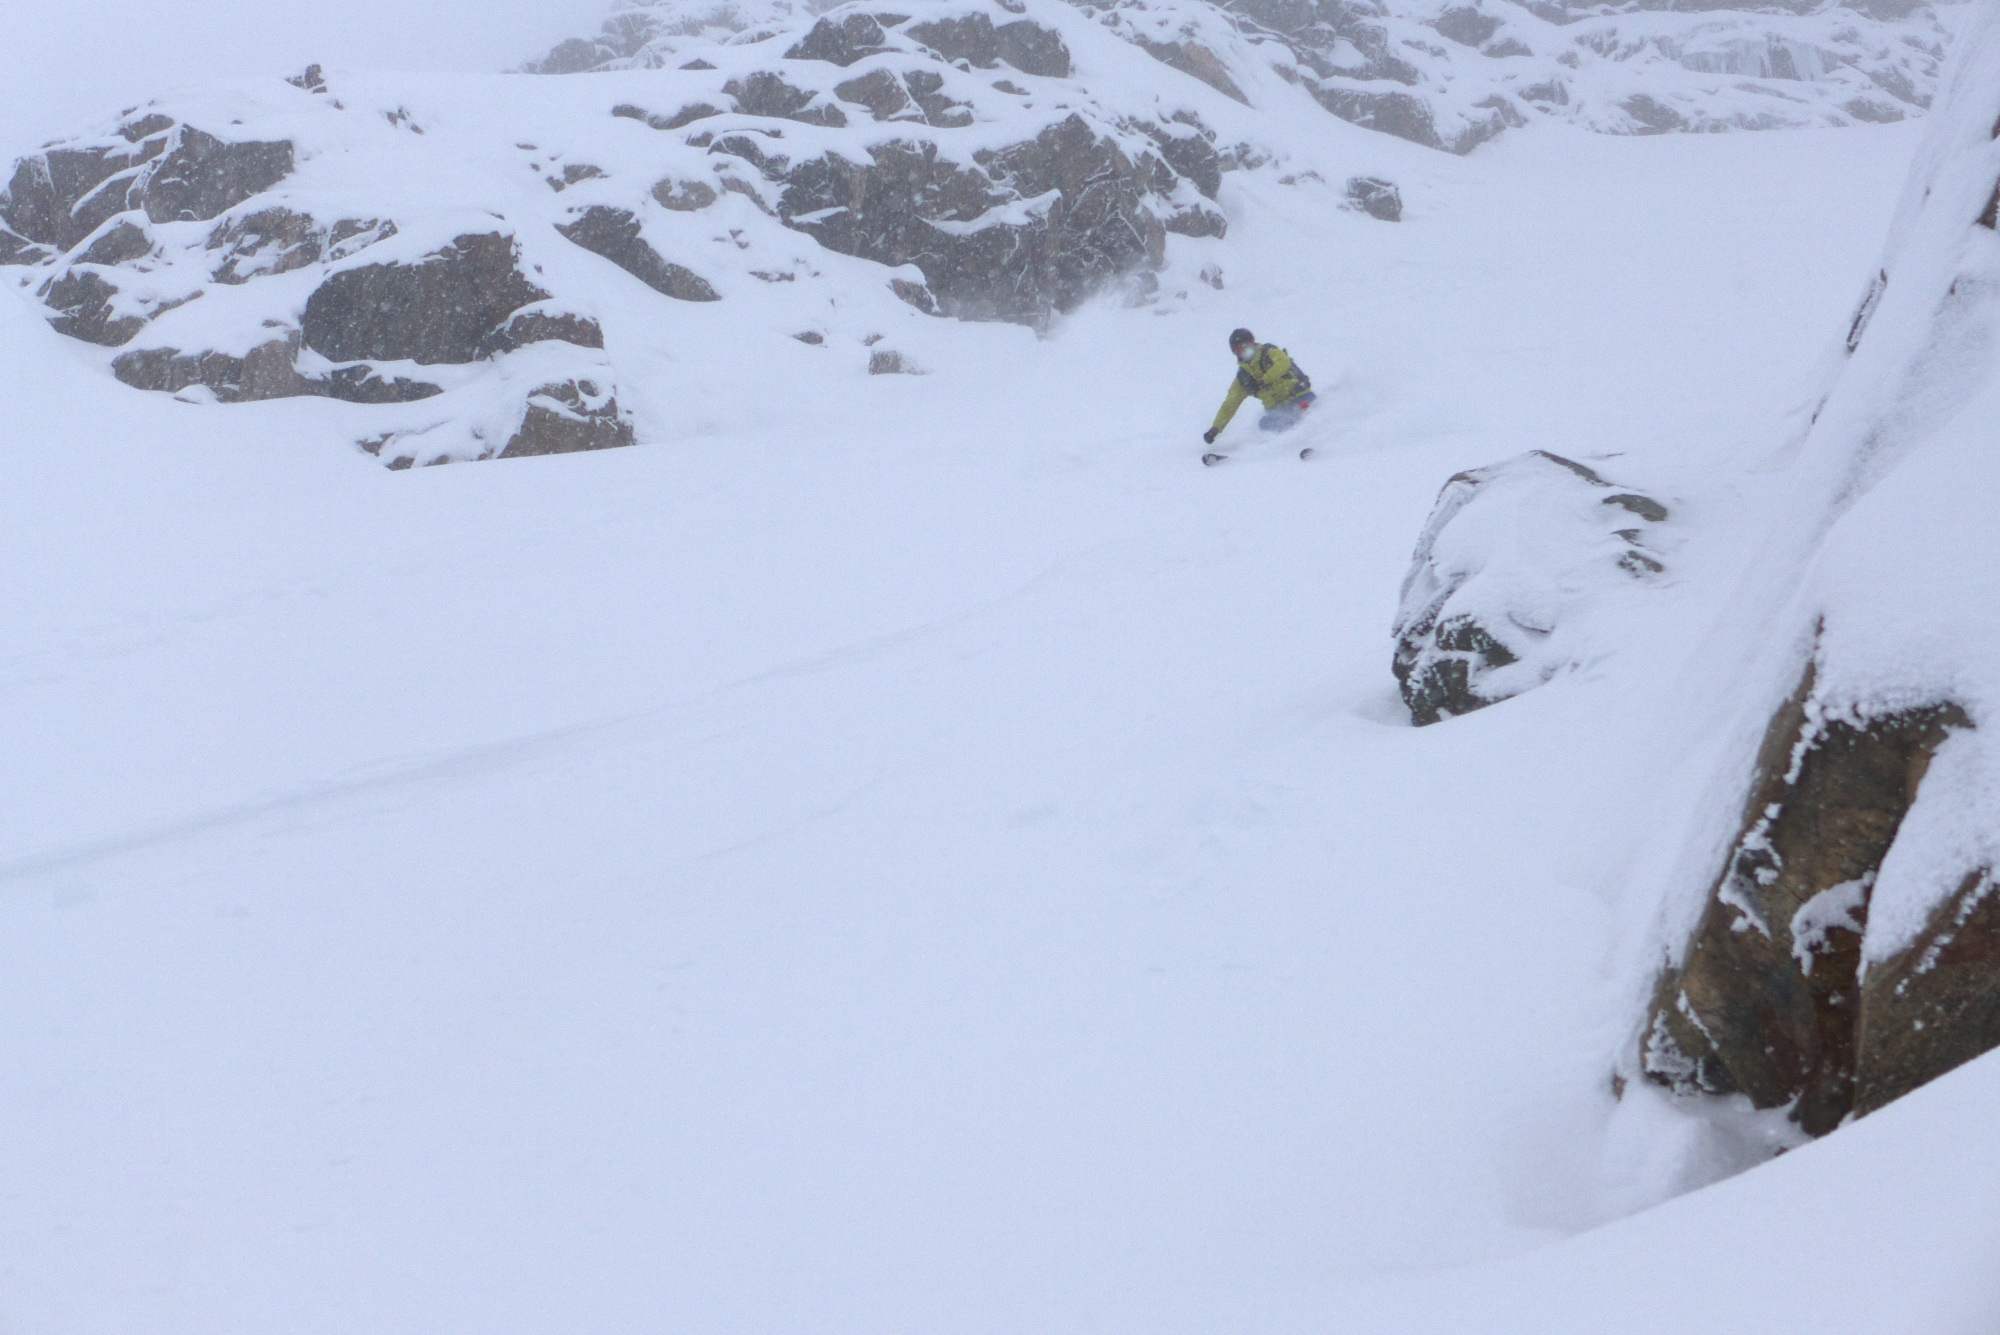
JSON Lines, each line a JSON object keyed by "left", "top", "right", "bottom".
{"left": 1434, "top": 6, "right": 1503, "bottom": 47}
{"left": 2, "top": 133, "right": 169, "bottom": 251}
{"left": 651, "top": 178, "right": 719, "bottom": 211}
{"left": 43, "top": 270, "right": 147, "bottom": 346}
{"left": 139, "top": 127, "right": 293, "bottom": 225}
{"left": 1345, "top": 176, "right": 1402, "bottom": 221}
{"left": 777, "top": 113, "right": 1176, "bottom": 325}
{"left": 115, "top": 333, "right": 322, "bottom": 402}
{"left": 207, "top": 209, "right": 396, "bottom": 284}
{"left": 76, "top": 219, "right": 154, "bottom": 266}
{"left": 1857, "top": 866, "right": 2000, "bottom": 1117}
{"left": 725, "top": 72, "right": 849, "bottom": 128}
{"left": 477, "top": 303, "right": 606, "bottom": 356}
{"left": 556, "top": 206, "right": 721, "bottom": 302}
{"left": 499, "top": 378, "right": 635, "bottom": 457}
{"left": 0, "top": 227, "right": 50, "bottom": 266}
{"left": 905, "top": 13, "right": 1072, "bottom": 77}
{"left": 301, "top": 232, "right": 550, "bottom": 365}
{"left": 786, "top": 12, "right": 895, "bottom": 66}
{"left": 834, "top": 68, "right": 921, "bottom": 121}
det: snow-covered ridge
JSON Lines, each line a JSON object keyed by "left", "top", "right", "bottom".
{"left": 536, "top": 0, "right": 1965, "bottom": 150}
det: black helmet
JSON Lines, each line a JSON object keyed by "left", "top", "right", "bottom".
{"left": 1228, "top": 327, "right": 1255, "bottom": 351}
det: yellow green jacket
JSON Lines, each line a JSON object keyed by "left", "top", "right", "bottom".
{"left": 1212, "top": 344, "right": 1311, "bottom": 432}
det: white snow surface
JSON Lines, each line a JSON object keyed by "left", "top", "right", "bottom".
{"left": 9, "top": 4, "right": 2000, "bottom": 1332}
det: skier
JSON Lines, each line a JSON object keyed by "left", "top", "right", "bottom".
{"left": 1202, "top": 327, "right": 1316, "bottom": 464}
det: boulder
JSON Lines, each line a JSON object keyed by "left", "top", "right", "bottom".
{"left": 786, "top": 12, "right": 894, "bottom": 66}
{"left": 1346, "top": 176, "right": 1402, "bottom": 221}
{"left": 2, "top": 134, "right": 169, "bottom": 251}
{"left": 1392, "top": 451, "right": 1669, "bottom": 725}
{"left": 500, "top": 379, "right": 634, "bottom": 457}
{"left": 1642, "top": 661, "right": 1973, "bottom": 1137}
{"left": 834, "top": 68, "right": 920, "bottom": 122}
{"left": 301, "top": 232, "right": 551, "bottom": 365}
{"left": 556, "top": 206, "right": 721, "bottom": 302}
{"left": 725, "top": 72, "right": 848, "bottom": 128}
{"left": 139, "top": 127, "right": 293, "bottom": 225}
{"left": 43, "top": 270, "right": 147, "bottom": 346}
{"left": 903, "top": 13, "right": 1072, "bottom": 78}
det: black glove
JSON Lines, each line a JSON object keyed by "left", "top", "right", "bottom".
{"left": 1203, "top": 428, "right": 1218, "bottom": 445}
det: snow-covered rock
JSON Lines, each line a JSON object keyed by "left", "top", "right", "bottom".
{"left": 1641, "top": 0, "right": 2000, "bottom": 1135}
{"left": 1392, "top": 450, "right": 1670, "bottom": 726}
{"left": 539, "top": 0, "right": 1966, "bottom": 151}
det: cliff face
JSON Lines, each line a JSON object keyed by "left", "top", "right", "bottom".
{"left": 1640, "top": 0, "right": 2000, "bottom": 1135}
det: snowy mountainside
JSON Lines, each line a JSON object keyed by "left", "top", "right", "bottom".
{"left": 537, "top": 0, "right": 1966, "bottom": 149}
{"left": 0, "top": 0, "right": 1362, "bottom": 468}
{"left": 9, "top": 108, "right": 1994, "bottom": 1331}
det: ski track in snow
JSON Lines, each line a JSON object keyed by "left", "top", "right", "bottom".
{"left": 6, "top": 79, "right": 1999, "bottom": 1335}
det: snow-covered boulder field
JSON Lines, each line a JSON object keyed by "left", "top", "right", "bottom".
{"left": 1, "top": 1, "right": 1285, "bottom": 467}
{"left": 1637, "top": 0, "right": 2000, "bottom": 1138}
{"left": 1391, "top": 449, "right": 1669, "bottom": 724}
{"left": 545, "top": 0, "right": 1968, "bottom": 151}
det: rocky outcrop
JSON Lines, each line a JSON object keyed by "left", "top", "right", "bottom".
{"left": 301, "top": 232, "right": 554, "bottom": 365}
{"left": 0, "top": 118, "right": 292, "bottom": 253}
{"left": 556, "top": 207, "right": 720, "bottom": 302}
{"left": 1640, "top": 658, "right": 1999, "bottom": 1137}
{"left": 1392, "top": 451, "right": 1669, "bottom": 725}
{"left": 771, "top": 112, "right": 1196, "bottom": 324}
{"left": 499, "top": 379, "right": 635, "bottom": 457}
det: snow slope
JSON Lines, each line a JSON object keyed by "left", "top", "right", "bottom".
{"left": 11, "top": 52, "right": 1997, "bottom": 1325}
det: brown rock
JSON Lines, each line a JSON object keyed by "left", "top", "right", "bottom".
{"left": 1643, "top": 662, "right": 1968, "bottom": 1136}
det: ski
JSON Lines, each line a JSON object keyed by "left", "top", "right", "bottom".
{"left": 1202, "top": 452, "right": 1227, "bottom": 466}
{"left": 1299, "top": 447, "right": 1317, "bottom": 460}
